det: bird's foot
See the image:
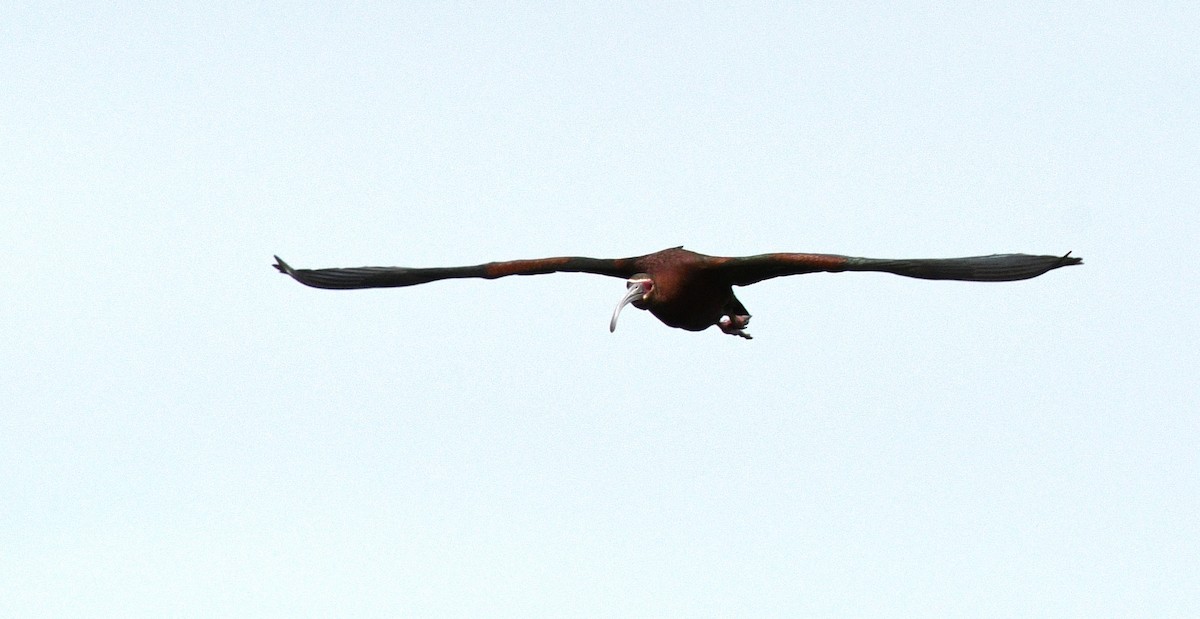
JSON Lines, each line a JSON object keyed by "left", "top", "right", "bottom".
{"left": 719, "top": 314, "right": 753, "bottom": 339}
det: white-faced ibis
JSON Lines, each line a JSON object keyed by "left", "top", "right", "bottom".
{"left": 273, "top": 247, "right": 1081, "bottom": 339}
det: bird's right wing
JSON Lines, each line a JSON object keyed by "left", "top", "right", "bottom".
{"left": 273, "top": 255, "right": 641, "bottom": 290}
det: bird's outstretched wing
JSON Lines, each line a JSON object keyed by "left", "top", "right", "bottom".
{"left": 273, "top": 255, "right": 641, "bottom": 290}
{"left": 712, "top": 252, "right": 1082, "bottom": 287}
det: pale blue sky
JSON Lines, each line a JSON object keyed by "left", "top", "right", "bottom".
{"left": 2, "top": 2, "right": 1197, "bottom": 616}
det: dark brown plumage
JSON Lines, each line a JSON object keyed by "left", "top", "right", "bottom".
{"left": 273, "top": 247, "right": 1081, "bottom": 339}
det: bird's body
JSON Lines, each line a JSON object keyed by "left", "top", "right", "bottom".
{"left": 629, "top": 248, "right": 725, "bottom": 331}
{"left": 273, "top": 246, "right": 1081, "bottom": 339}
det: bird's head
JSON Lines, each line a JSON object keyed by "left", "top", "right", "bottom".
{"left": 609, "top": 274, "right": 654, "bottom": 333}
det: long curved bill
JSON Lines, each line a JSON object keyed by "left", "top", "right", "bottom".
{"left": 609, "top": 284, "right": 645, "bottom": 333}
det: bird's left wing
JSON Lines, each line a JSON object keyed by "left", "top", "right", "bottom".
{"left": 711, "top": 252, "right": 1082, "bottom": 286}
{"left": 273, "top": 255, "right": 641, "bottom": 290}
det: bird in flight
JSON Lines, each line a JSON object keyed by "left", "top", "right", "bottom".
{"left": 273, "top": 247, "right": 1080, "bottom": 339}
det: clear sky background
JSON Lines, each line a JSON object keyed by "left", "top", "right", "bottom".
{"left": 2, "top": 2, "right": 1196, "bottom": 616}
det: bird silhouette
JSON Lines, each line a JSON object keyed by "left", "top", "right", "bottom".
{"left": 273, "top": 247, "right": 1081, "bottom": 339}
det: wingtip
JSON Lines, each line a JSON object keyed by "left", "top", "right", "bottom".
{"left": 273, "top": 255, "right": 293, "bottom": 275}
{"left": 1060, "top": 251, "right": 1083, "bottom": 267}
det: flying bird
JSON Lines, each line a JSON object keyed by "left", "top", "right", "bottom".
{"left": 273, "top": 247, "right": 1081, "bottom": 339}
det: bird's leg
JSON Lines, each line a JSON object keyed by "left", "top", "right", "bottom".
{"left": 718, "top": 314, "right": 753, "bottom": 339}
{"left": 718, "top": 295, "right": 753, "bottom": 339}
